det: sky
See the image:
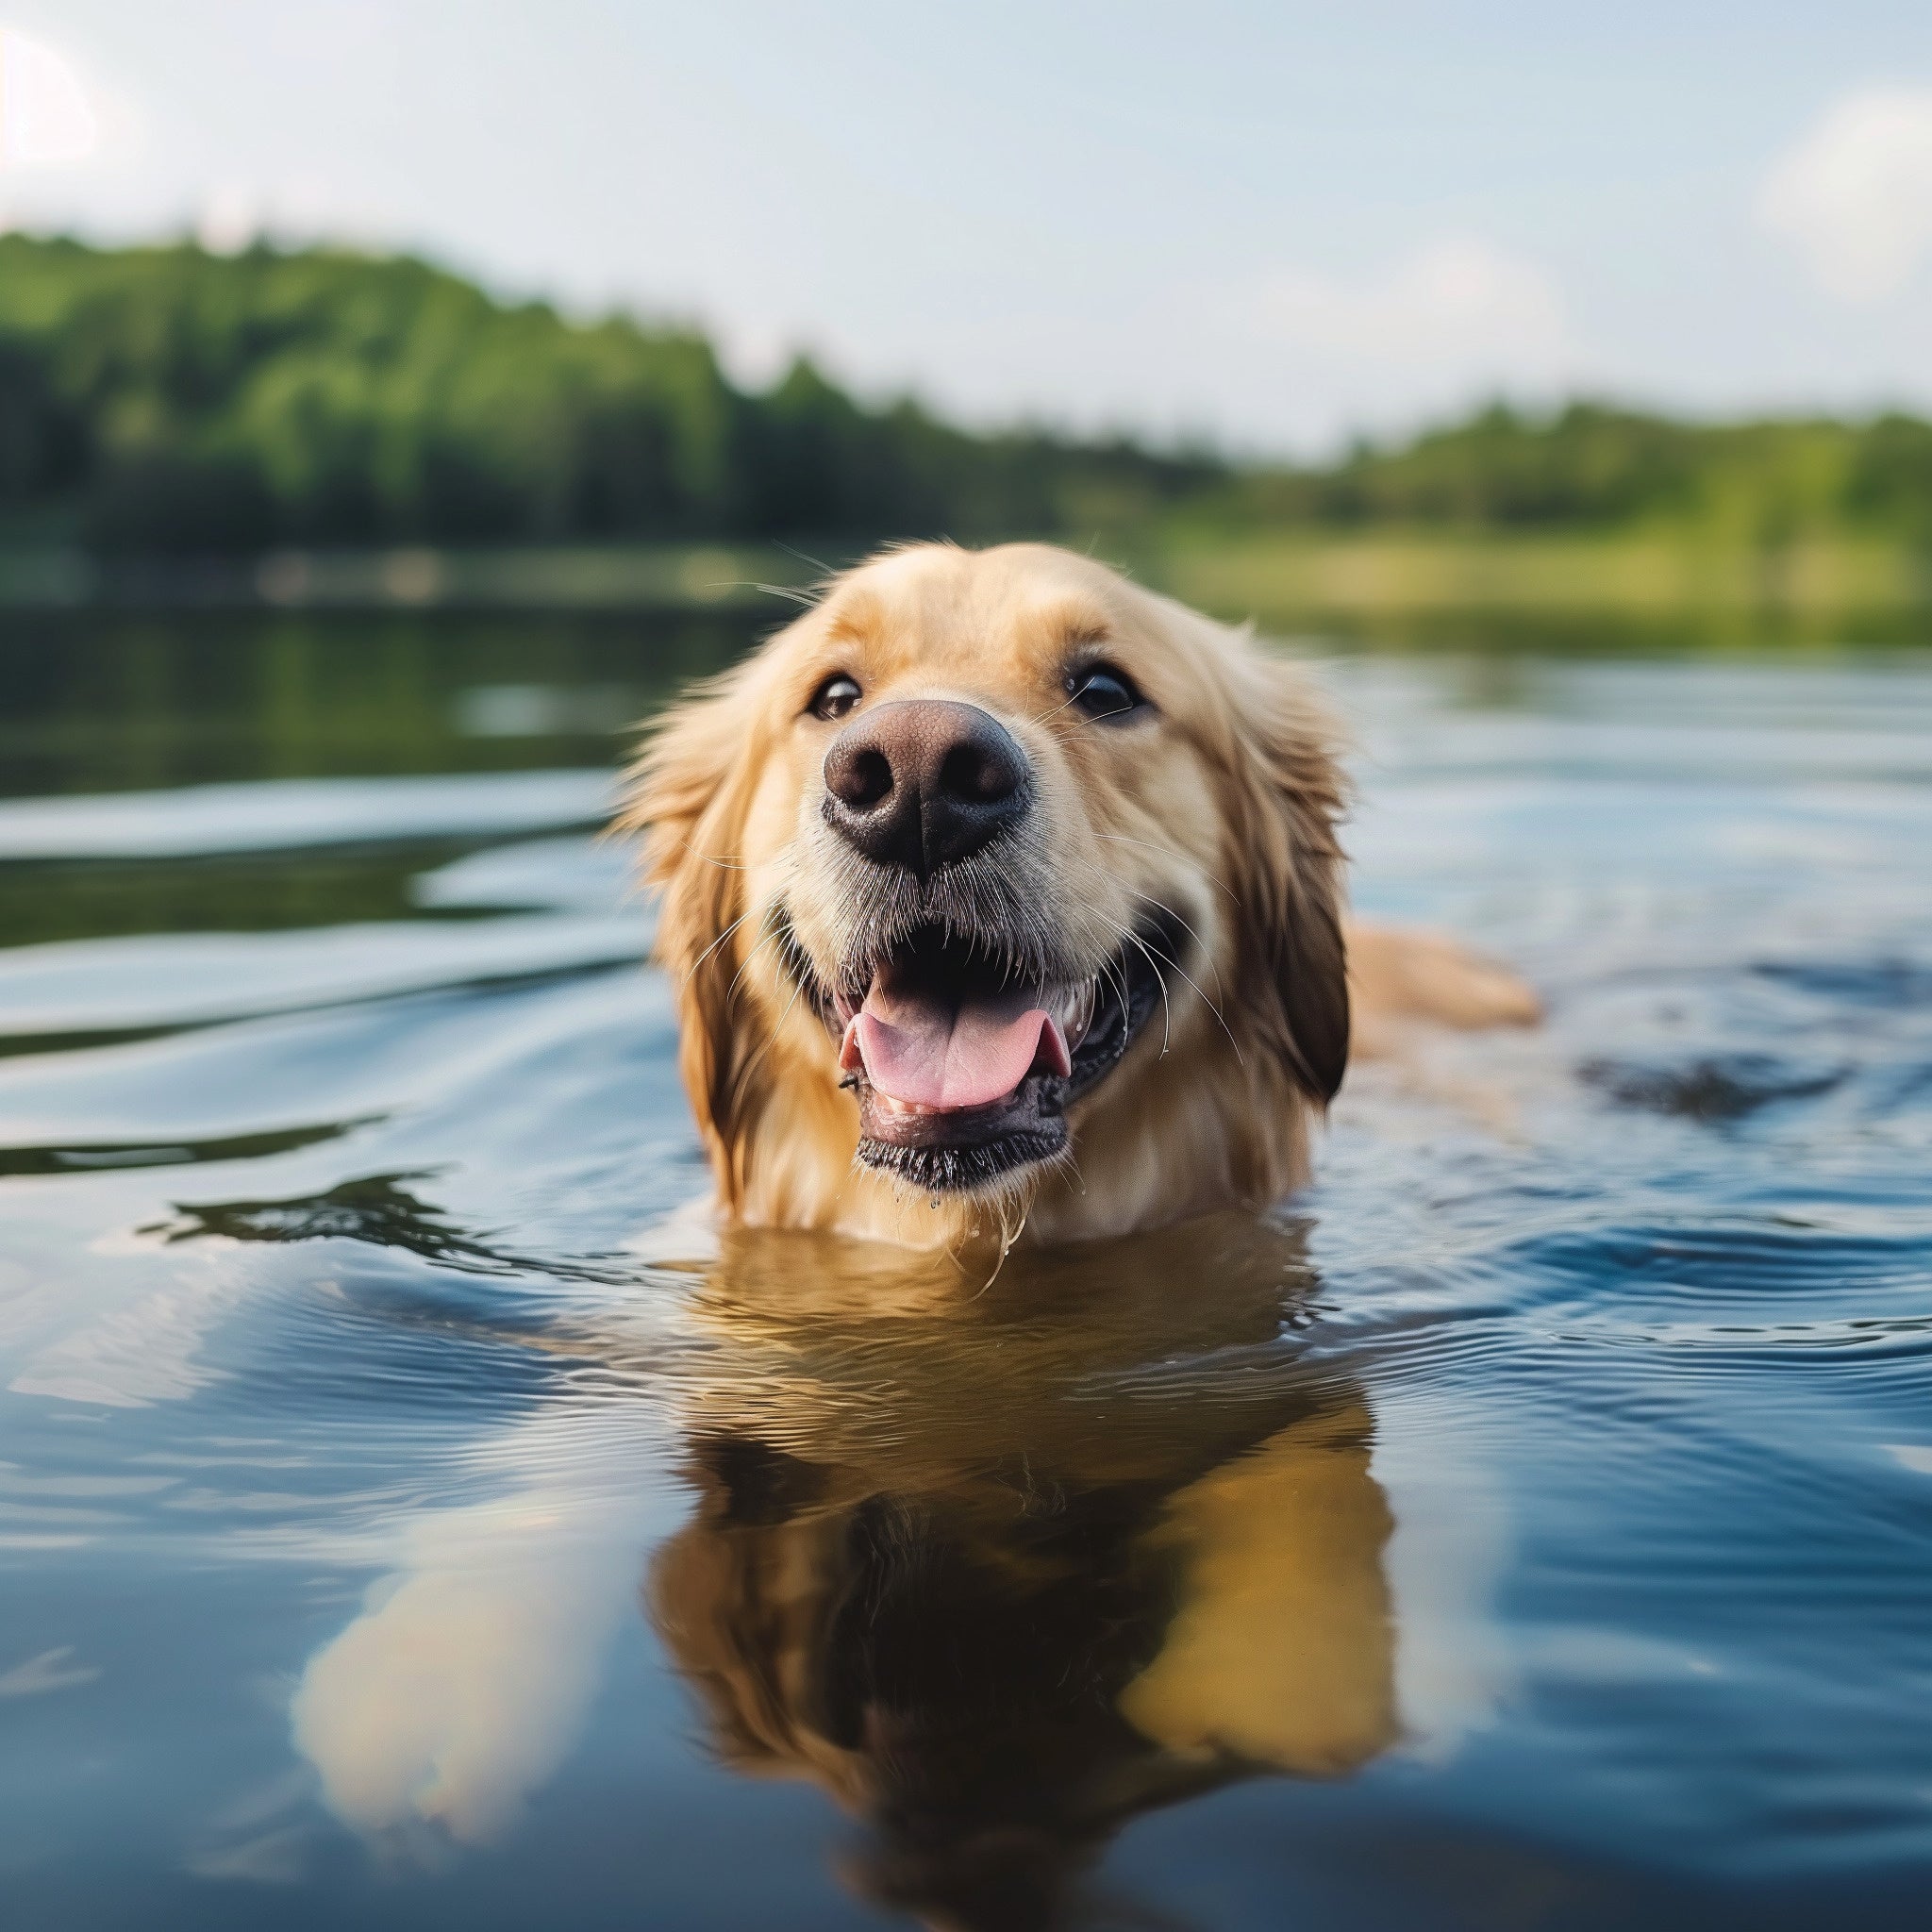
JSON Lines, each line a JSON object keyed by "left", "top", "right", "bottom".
{"left": 6, "top": 1, "right": 1932, "bottom": 454}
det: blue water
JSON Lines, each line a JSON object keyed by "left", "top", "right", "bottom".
{"left": 3, "top": 619, "right": 1931, "bottom": 1929}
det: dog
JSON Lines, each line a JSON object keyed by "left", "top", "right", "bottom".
{"left": 275, "top": 545, "right": 1527, "bottom": 1894}
{"left": 621, "top": 541, "right": 1535, "bottom": 1250}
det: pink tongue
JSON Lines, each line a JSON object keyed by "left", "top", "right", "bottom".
{"left": 840, "top": 985, "right": 1071, "bottom": 1110}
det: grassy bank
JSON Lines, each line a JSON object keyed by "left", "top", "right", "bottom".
{"left": 0, "top": 541, "right": 815, "bottom": 613}
{"left": 8, "top": 532, "right": 1931, "bottom": 652}
{"left": 1152, "top": 531, "right": 1930, "bottom": 617}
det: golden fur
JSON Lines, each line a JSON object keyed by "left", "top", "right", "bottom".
{"left": 619, "top": 541, "right": 1531, "bottom": 1250}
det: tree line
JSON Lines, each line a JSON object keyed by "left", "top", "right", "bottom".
{"left": 3, "top": 234, "right": 1931, "bottom": 551}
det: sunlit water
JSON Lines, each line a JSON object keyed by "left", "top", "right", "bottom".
{"left": 3, "top": 614, "right": 1931, "bottom": 1929}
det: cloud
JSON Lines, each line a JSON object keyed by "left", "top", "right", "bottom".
{"left": 0, "top": 27, "right": 100, "bottom": 168}
{"left": 1207, "top": 234, "right": 1582, "bottom": 446}
{"left": 0, "top": 1644, "right": 100, "bottom": 1697}
{"left": 287, "top": 1394, "right": 676, "bottom": 1851}
{"left": 291, "top": 1494, "right": 634, "bottom": 1846}
{"left": 1759, "top": 86, "right": 1932, "bottom": 302}
{"left": 1254, "top": 235, "right": 1574, "bottom": 376}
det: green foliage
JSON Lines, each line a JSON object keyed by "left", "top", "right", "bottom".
{"left": 0, "top": 235, "right": 1211, "bottom": 549}
{"left": 0, "top": 236, "right": 745, "bottom": 544}
{"left": 2, "top": 237, "right": 1930, "bottom": 553}
{"left": 1191, "top": 401, "right": 1932, "bottom": 546}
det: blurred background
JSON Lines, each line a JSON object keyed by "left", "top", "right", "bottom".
{"left": 6, "top": 4, "right": 1932, "bottom": 808}
{"left": 7, "top": 12, "right": 1932, "bottom": 1927}
{"left": 7, "top": 3, "right": 1932, "bottom": 633}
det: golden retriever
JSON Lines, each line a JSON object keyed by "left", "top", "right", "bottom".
{"left": 620, "top": 541, "right": 1534, "bottom": 1250}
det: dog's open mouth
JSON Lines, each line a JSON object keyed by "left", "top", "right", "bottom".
{"left": 813, "top": 910, "right": 1183, "bottom": 1192}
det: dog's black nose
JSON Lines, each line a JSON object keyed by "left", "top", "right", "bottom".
{"left": 823, "top": 699, "right": 1030, "bottom": 876}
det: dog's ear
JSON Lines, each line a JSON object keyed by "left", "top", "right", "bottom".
{"left": 616, "top": 659, "right": 772, "bottom": 1207}
{"left": 1220, "top": 638, "right": 1351, "bottom": 1106}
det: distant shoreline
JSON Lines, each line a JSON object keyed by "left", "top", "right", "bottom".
{"left": 6, "top": 537, "right": 1930, "bottom": 644}
{"left": 0, "top": 542, "right": 819, "bottom": 616}
{"left": 8, "top": 239, "right": 1932, "bottom": 630}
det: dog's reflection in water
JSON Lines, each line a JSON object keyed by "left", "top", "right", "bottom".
{"left": 293, "top": 1215, "right": 1398, "bottom": 1928}
{"left": 646, "top": 1217, "right": 1395, "bottom": 1929}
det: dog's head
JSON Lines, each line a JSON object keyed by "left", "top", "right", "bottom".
{"left": 621, "top": 542, "right": 1348, "bottom": 1244}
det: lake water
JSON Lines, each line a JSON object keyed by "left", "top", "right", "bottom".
{"left": 4, "top": 610, "right": 1931, "bottom": 1930}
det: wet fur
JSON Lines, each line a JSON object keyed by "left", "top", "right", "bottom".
{"left": 619, "top": 541, "right": 1524, "bottom": 1250}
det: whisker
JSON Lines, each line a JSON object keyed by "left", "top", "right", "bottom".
{"left": 680, "top": 907, "right": 757, "bottom": 989}
{"left": 968, "top": 1208, "right": 1026, "bottom": 1299}
{"left": 737, "top": 970, "right": 809, "bottom": 1092}
{"left": 652, "top": 830, "right": 754, "bottom": 872}
{"left": 1128, "top": 928, "right": 1176, "bottom": 1057}
{"left": 1140, "top": 933, "right": 1246, "bottom": 1067}
{"left": 1071, "top": 851, "right": 1229, "bottom": 1005}
{"left": 1111, "top": 882, "right": 1227, "bottom": 1003}
{"left": 751, "top": 580, "right": 822, "bottom": 609}
{"left": 773, "top": 541, "right": 837, "bottom": 578}
{"left": 1095, "top": 940, "right": 1135, "bottom": 1033}
{"left": 1090, "top": 904, "right": 1247, "bottom": 1069}
{"left": 724, "top": 904, "right": 787, "bottom": 1004}
{"left": 1027, "top": 688, "right": 1088, "bottom": 728}
{"left": 1093, "top": 831, "right": 1241, "bottom": 906}
{"left": 1085, "top": 908, "right": 1174, "bottom": 1055}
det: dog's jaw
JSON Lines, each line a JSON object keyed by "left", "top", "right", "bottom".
{"left": 767, "top": 891, "right": 1194, "bottom": 1217}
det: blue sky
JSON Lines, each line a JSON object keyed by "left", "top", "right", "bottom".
{"left": 7, "top": 1, "right": 1932, "bottom": 451}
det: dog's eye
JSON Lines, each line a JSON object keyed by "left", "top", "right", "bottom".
{"left": 808, "top": 674, "right": 862, "bottom": 722}
{"left": 1066, "top": 664, "right": 1144, "bottom": 722}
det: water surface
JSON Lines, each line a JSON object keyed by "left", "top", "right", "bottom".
{"left": 4, "top": 613, "right": 1931, "bottom": 1929}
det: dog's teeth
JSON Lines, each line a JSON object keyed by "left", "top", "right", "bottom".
{"left": 1051, "top": 977, "right": 1097, "bottom": 1050}
{"left": 1036, "top": 1015, "right": 1074, "bottom": 1079}
{"left": 838, "top": 1018, "right": 866, "bottom": 1074}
